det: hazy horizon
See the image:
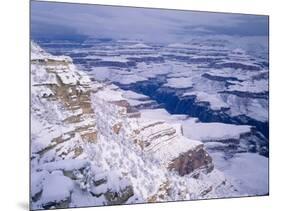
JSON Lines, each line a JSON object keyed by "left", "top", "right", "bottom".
{"left": 31, "top": 1, "right": 268, "bottom": 43}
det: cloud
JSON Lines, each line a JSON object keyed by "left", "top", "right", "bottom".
{"left": 31, "top": 1, "right": 268, "bottom": 42}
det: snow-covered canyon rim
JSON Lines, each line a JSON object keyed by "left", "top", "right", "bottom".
{"left": 30, "top": 39, "right": 268, "bottom": 210}
{"left": 37, "top": 38, "right": 269, "bottom": 138}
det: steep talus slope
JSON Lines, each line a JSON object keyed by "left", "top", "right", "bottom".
{"left": 31, "top": 42, "right": 236, "bottom": 210}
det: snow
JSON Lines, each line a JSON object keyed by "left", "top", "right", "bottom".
{"left": 114, "top": 73, "right": 147, "bottom": 85}
{"left": 31, "top": 41, "right": 71, "bottom": 62}
{"left": 78, "top": 71, "right": 92, "bottom": 85}
{"left": 86, "top": 55, "right": 129, "bottom": 63}
{"left": 126, "top": 98, "right": 153, "bottom": 107}
{"left": 41, "top": 171, "right": 74, "bottom": 204}
{"left": 225, "top": 95, "right": 269, "bottom": 122}
{"left": 137, "top": 109, "right": 203, "bottom": 165}
{"left": 31, "top": 66, "right": 58, "bottom": 86}
{"left": 136, "top": 63, "right": 173, "bottom": 78}
{"left": 141, "top": 109, "right": 173, "bottom": 121}
{"left": 31, "top": 170, "right": 49, "bottom": 198}
{"left": 93, "top": 86, "right": 125, "bottom": 101}
{"left": 167, "top": 43, "right": 188, "bottom": 48}
{"left": 211, "top": 152, "right": 268, "bottom": 195}
{"left": 127, "top": 43, "right": 151, "bottom": 48}
{"left": 203, "top": 68, "right": 249, "bottom": 81}
{"left": 227, "top": 79, "right": 268, "bottom": 93}
{"left": 57, "top": 72, "right": 78, "bottom": 85}
{"left": 141, "top": 109, "right": 253, "bottom": 142}
{"left": 31, "top": 113, "right": 71, "bottom": 154}
{"left": 33, "top": 86, "right": 54, "bottom": 98}
{"left": 89, "top": 67, "right": 148, "bottom": 84}
{"left": 31, "top": 41, "right": 267, "bottom": 209}
{"left": 70, "top": 188, "right": 107, "bottom": 207}
{"left": 39, "top": 159, "right": 90, "bottom": 172}
{"left": 182, "top": 122, "right": 252, "bottom": 141}
{"left": 232, "top": 48, "right": 246, "bottom": 55}
{"left": 122, "top": 90, "right": 148, "bottom": 100}
{"left": 153, "top": 136, "right": 202, "bottom": 165}
{"left": 88, "top": 67, "right": 112, "bottom": 81}
{"left": 120, "top": 90, "right": 154, "bottom": 106}
{"left": 164, "top": 77, "right": 193, "bottom": 89}
{"left": 183, "top": 91, "right": 229, "bottom": 110}
{"left": 140, "top": 108, "right": 268, "bottom": 195}
{"left": 90, "top": 93, "right": 234, "bottom": 200}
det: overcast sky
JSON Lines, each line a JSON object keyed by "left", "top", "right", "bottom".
{"left": 31, "top": 1, "right": 269, "bottom": 43}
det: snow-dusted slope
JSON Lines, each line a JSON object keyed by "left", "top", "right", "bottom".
{"left": 139, "top": 108, "right": 268, "bottom": 195}
{"left": 31, "top": 42, "right": 237, "bottom": 210}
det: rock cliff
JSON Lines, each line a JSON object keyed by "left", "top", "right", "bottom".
{"left": 31, "top": 42, "right": 236, "bottom": 210}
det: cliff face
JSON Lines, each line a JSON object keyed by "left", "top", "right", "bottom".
{"left": 30, "top": 42, "right": 236, "bottom": 210}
